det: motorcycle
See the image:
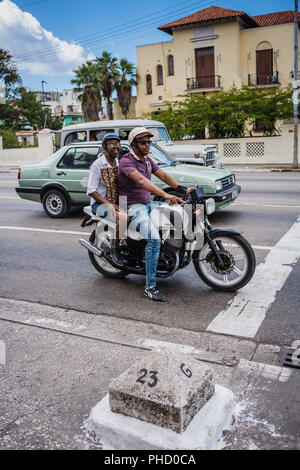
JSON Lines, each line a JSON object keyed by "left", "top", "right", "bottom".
{"left": 79, "top": 187, "right": 256, "bottom": 292}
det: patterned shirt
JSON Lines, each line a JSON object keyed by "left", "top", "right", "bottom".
{"left": 87, "top": 154, "right": 119, "bottom": 206}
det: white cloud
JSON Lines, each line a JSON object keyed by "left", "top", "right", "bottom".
{"left": 0, "top": 0, "right": 94, "bottom": 76}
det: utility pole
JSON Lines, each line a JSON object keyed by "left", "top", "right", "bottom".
{"left": 41, "top": 80, "right": 47, "bottom": 107}
{"left": 41, "top": 80, "right": 48, "bottom": 128}
{"left": 293, "top": 0, "right": 299, "bottom": 168}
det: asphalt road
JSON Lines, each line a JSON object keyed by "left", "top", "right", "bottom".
{"left": 0, "top": 168, "right": 300, "bottom": 451}
{"left": 0, "top": 170, "right": 300, "bottom": 347}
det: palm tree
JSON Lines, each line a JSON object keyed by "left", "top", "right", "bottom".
{"left": 71, "top": 61, "right": 102, "bottom": 122}
{"left": 94, "top": 52, "right": 119, "bottom": 120}
{"left": 115, "top": 58, "right": 139, "bottom": 118}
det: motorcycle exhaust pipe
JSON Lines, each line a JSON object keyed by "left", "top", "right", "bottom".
{"left": 79, "top": 238, "right": 104, "bottom": 258}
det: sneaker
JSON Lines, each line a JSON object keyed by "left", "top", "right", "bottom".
{"left": 109, "top": 247, "right": 125, "bottom": 269}
{"left": 144, "top": 286, "right": 167, "bottom": 302}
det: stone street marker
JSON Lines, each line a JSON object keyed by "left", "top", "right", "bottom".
{"left": 109, "top": 348, "right": 215, "bottom": 433}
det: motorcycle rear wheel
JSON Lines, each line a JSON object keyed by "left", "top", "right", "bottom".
{"left": 88, "top": 230, "right": 128, "bottom": 279}
{"left": 193, "top": 232, "right": 256, "bottom": 292}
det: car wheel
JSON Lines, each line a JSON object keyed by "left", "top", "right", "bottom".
{"left": 42, "top": 189, "right": 69, "bottom": 218}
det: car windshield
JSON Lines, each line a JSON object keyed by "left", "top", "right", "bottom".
{"left": 149, "top": 143, "right": 176, "bottom": 167}
{"left": 147, "top": 127, "right": 171, "bottom": 142}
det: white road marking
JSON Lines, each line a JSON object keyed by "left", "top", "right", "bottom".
{"left": 207, "top": 216, "right": 300, "bottom": 338}
{"left": 0, "top": 225, "right": 90, "bottom": 236}
{"left": 234, "top": 202, "right": 300, "bottom": 209}
{"left": 0, "top": 225, "right": 273, "bottom": 250}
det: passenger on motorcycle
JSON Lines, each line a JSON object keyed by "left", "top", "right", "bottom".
{"left": 87, "top": 133, "right": 129, "bottom": 269}
{"left": 118, "top": 127, "right": 185, "bottom": 302}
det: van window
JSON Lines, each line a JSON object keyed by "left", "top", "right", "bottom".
{"left": 119, "top": 129, "right": 131, "bottom": 141}
{"left": 90, "top": 129, "right": 115, "bottom": 141}
{"left": 147, "top": 127, "right": 170, "bottom": 142}
{"left": 64, "top": 131, "right": 87, "bottom": 146}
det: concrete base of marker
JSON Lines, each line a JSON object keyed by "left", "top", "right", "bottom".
{"left": 85, "top": 384, "right": 235, "bottom": 450}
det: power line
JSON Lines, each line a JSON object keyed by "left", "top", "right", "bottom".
{"left": 19, "top": 0, "right": 50, "bottom": 7}
{"left": 16, "top": 0, "right": 220, "bottom": 62}
{"left": 15, "top": 0, "right": 255, "bottom": 66}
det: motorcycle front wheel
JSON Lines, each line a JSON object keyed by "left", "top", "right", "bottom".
{"left": 88, "top": 229, "right": 128, "bottom": 279}
{"left": 193, "top": 232, "right": 256, "bottom": 292}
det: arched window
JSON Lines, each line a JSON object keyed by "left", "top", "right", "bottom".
{"left": 146, "top": 74, "right": 152, "bottom": 95}
{"left": 168, "top": 55, "right": 174, "bottom": 76}
{"left": 157, "top": 65, "right": 163, "bottom": 85}
{"left": 256, "top": 42, "right": 274, "bottom": 85}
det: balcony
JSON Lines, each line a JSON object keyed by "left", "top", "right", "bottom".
{"left": 248, "top": 71, "right": 279, "bottom": 87}
{"left": 186, "top": 75, "right": 221, "bottom": 92}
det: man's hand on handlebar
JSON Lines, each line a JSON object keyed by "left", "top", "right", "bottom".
{"left": 164, "top": 194, "right": 185, "bottom": 205}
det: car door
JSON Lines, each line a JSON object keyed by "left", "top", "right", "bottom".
{"left": 55, "top": 146, "right": 100, "bottom": 203}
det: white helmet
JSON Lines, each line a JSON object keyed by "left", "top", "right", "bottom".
{"left": 128, "top": 127, "right": 154, "bottom": 145}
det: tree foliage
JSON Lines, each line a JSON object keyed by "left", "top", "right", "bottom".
{"left": 0, "top": 48, "right": 22, "bottom": 99}
{"left": 71, "top": 61, "right": 102, "bottom": 122}
{"left": 147, "top": 86, "right": 293, "bottom": 140}
{"left": 72, "top": 52, "right": 138, "bottom": 121}
{"left": 114, "top": 58, "right": 139, "bottom": 118}
{"left": 0, "top": 49, "right": 64, "bottom": 131}
{"left": 1, "top": 87, "right": 64, "bottom": 130}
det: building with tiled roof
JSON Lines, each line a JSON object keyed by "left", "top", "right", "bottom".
{"left": 136, "top": 5, "right": 297, "bottom": 116}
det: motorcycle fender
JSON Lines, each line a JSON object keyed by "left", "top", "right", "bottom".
{"left": 208, "top": 228, "right": 243, "bottom": 238}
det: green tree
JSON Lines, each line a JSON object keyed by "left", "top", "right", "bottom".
{"left": 94, "top": 51, "right": 119, "bottom": 120}
{"left": 0, "top": 48, "right": 22, "bottom": 98}
{"left": 148, "top": 86, "right": 293, "bottom": 139}
{"left": 1, "top": 88, "right": 64, "bottom": 130}
{"left": 115, "top": 58, "right": 139, "bottom": 118}
{"left": 71, "top": 61, "right": 102, "bottom": 122}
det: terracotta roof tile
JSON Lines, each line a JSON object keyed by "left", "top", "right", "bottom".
{"left": 252, "top": 11, "right": 299, "bottom": 27}
{"left": 158, "top": 5, "right": 257, "bottom": 34}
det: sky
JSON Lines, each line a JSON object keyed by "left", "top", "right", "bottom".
{"left": 0, "top": 0, "right": 295, "bottom": 93}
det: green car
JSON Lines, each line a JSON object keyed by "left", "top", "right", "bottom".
{"left": 15, "top": 142, "right": 241, "bottom": 218}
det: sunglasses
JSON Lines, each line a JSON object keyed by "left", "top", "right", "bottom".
{"left": 136, "top": 140, "right": 151, "bottom": 145}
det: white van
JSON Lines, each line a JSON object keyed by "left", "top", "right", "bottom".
{"left": 60, "top": 119, "right": 221, "bottom": 167}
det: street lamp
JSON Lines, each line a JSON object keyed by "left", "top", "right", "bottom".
{"left": 41, "top": 80, "right": 47, "bottom": 107}
{"left": 41, "top": 80, "right": 48, "bottom": 128}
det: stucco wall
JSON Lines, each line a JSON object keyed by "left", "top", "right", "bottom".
{"left": 173, "top": 124, "right": 298, "bottom": 165}
{"left": 136, "top": 18, "right": 297, "bottom": 116}
{"left": 0, "top": 130, "right": 55, "bottom": 167}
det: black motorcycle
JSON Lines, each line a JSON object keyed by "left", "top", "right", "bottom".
{"left": 80, "top": 187, "right": 256, "bottom": 292}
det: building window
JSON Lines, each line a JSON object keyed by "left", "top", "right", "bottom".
{"left": 157, "top": 65, "right": 163, "bottom": 86}
{"left": 167, "top": 55, "right": 174, "bottom": 76}
{"left": 146, "top": 74, "right": 152, "bottom": 95}
{"left": 256, "top": 46, "right": 273, "bottom": 85}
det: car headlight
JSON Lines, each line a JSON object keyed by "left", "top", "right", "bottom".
{"left": 215, "top": 180, "right": 223, "bottom": 191}
{"left": 205, "top": 198, "right": 215, "bottom": 215}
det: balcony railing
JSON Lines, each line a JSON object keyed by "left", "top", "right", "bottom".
{"left": 248, "top": 71, "right": 279, "bottom": 86}
{"left": 186, "top": 75, "right": 221, "bottom": 91}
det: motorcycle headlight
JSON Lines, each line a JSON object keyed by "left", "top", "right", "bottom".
{"left": 205, "top": 198, "right": 215, "bottom": 215}
{"left": 215, "top": 180, "right": 223, "bottom": 191}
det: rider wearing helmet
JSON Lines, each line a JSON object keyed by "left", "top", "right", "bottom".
{"left": 87, "top": 132, "right": 128, "bottom": 268}
{"left": 118, "top": 127, "right": 185, "bottom": 302}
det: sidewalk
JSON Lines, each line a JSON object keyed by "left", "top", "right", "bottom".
{"left": 224, "top": 164, "right": 300, "bottom": 172}
{"left": 0, "top": 297, "right": 299, "bottom": 450}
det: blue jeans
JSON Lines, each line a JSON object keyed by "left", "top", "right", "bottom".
{"left": 91, "top": 202, "right": 110, "bottom": 218}
{"left": 128, "top": 201, "right": 163, "bottom": 288}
